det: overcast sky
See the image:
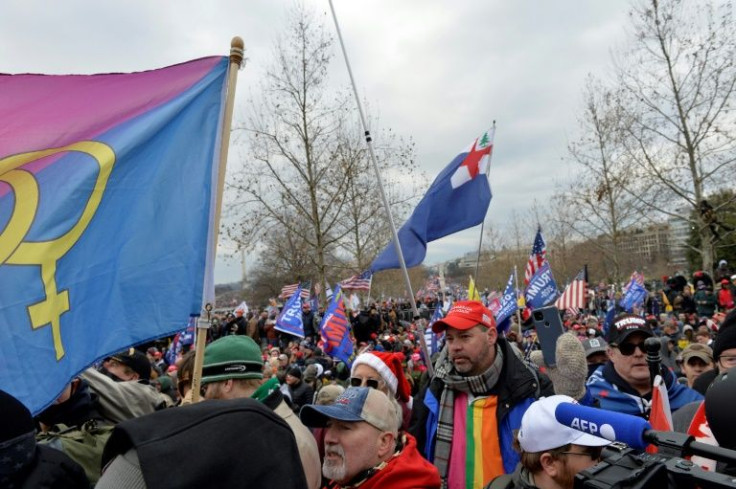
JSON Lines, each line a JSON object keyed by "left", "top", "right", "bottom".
{"left": 1, "top": 0, "right": 632, "bottom": 284}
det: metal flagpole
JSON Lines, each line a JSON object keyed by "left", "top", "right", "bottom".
{"left": 191, "top": 37, "right": 245, "bottom": 403}
{"left": 328, "top": 1, "right": 433, "bottom": 376}
{"left": 473, "top": 123, "right": 496, "bottom": 287}
{"left": 514, "top": 265, "right": 522, "bottom": 327}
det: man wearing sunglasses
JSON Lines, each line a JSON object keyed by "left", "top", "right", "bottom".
{"left": 485, "top": 395, "right": 610, "bottom": 489}
{"left": 587, "top": 314, "right": 702, "bottom": 417}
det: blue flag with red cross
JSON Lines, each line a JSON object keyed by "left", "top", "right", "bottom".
{"left": 370, "top": 129, "right": 494, "bottom": 272}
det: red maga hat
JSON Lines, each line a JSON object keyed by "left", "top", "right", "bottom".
{"left": 432, "top": 300, "right": 496, "bottom": 333}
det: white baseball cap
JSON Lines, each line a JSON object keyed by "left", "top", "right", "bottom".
{"left": 517, "top": 395, "right": 611, "bottom": 453}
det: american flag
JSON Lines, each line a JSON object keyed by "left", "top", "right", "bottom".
{"left": 555, "top": 268, "right": 587, "bottom": 311}
{"left": 524, "top": 227, "right": 547, "bottom": 285}
{"left": 280, "top": 281, "right": 311, "bottom": 299}
{"left": 426, "top": 276, "right": 440, "bottom": 293}
{"left": 339, "top": 270, "right": 372, "bottom": 291}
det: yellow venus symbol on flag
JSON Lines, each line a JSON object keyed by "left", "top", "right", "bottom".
{"left": 0, "top": 141, "right": 116, "bottom": 360}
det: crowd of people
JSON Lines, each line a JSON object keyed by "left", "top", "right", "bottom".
{"left": 2, "top": 270, "right": 736, "bottom": 489}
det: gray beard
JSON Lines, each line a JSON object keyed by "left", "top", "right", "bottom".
{"left": 322, "top": 444, "right": 346, "bottom": 482}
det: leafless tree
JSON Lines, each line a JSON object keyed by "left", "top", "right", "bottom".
{"left": 226, "top": 4, "right": 422, "bottom": 298}
{"left": 554, "top": 78, "right": 646, "bottom": 282}
{"left": 615, "top": 0, "right": 736, "bottom": 274}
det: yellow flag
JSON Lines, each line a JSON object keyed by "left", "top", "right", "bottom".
{"left": 468, "top": 276, "right": 481, "bottom": 301}
{"left": 661, "top": 290, "right": 673, "bottom": 312}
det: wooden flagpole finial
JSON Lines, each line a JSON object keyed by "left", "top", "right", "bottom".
{"left": 230, "top": 37, "right": 245, "bottom": 67}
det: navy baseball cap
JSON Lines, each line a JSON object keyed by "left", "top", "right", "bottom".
{"left": 299, "top": 387, "right": 396, "bottom": 433}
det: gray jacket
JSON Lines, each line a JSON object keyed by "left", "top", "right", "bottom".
{"left": 81, "top": 368, "right": 168, "bottom": 424}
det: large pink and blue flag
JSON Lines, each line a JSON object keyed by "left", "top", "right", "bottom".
{"left": 370, "top": 129, "right": 494, "bottom": 272}
{"left": 0, "top": 57, "right": 229, "bottom": 414}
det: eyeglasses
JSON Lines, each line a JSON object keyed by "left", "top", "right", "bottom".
{"left": 719, "top": 355, "right": 736, "bottom": 368}
{"left": 616, "top": 342, "right": 646, "bottom": 356}
{"left": 349, "top": 377, "right": 384, "bottom": 389}
{"left": 559, "top": 447, "right": 603, "bottom": 460}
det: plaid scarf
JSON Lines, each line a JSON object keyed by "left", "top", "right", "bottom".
{"left": 433, "top": 345, "right": 504, "bottom": 486}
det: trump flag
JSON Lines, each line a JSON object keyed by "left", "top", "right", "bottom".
{"left": 319, "top": 285, "right": 354, "bottom": 366}
{"left": 275, "top": 286, "right": 305, "bottom": 339}
{"left": 524, "top": 263, "right": 559, "bottom": 309}
{"left": 370, "top": 129, "right": 493, "bottom": 272}
{"left": 0, "top": 57, "right": 229, "bottom": 414}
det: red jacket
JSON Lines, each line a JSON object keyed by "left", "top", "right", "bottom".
{"left": 718, "top": 288, "right": 734, "bottom": 309}
{"left": 324, "top": 433, "right": 440, "bottom": 489}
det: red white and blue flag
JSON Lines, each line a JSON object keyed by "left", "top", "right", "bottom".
{"left": 339, "top": 270, "right": 372, "bottom": 291}
{"left": 281, "top": 281, "right": 311, "bottom": 300}
{"left": 370, "top": 128, "right": 494, "bottom": 272}
{"left": 647, "top": 374, "right": 673, "bottom": 454}
{"left": 319, "top": 285, "right": 354, "bottom": 366}
{"left": 555, "top": 268, "right": 587, "bottom": 311}
{"left": 524, "top": 227, "right": 547, "bottom": 285}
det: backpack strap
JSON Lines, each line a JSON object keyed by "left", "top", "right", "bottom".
{"left": 485, "top": 473, "right": 514, "bottom": 489}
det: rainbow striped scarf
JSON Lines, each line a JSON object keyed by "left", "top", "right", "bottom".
{"left": 433, "top": 347, "right": 504, "bottom": 488}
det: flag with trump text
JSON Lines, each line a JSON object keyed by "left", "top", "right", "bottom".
{"left": 0, "top": 56, "right": 229, "bottom": 414}
{"left": 524, "top": 263, "right": 559, "bottom": 309}
{"left": 370, "top": 128, "right": 494, "bottom": 272}
{"left": 275, "top": 286, "right": 305, "bottom": 338}
{"left": 319, "top": 285, "right": 354, "bottom": 366}
{"left": 495, "top": 273, "right": 518, "bottom": 333}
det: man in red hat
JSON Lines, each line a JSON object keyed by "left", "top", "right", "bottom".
{"left": 410, "top": 300, "right": 553, "bottom": 489}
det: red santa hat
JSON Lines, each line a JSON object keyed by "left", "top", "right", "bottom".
{"left": 351, "top": 351, "right": 412, "bottom": 406}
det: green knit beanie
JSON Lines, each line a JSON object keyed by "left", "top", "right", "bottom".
{"left": 202, "top": 336, "right": 264, "bottom": 384}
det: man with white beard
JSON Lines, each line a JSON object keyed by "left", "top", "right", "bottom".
{"left": 300, "top": 387, "right": 440, "bottom": 489}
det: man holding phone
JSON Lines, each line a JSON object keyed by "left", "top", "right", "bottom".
{"left": 586, "top": 313, "right": 702, "bottom": 417}
{"left": 410, "top": 301, "right": 553, "bottom": 489}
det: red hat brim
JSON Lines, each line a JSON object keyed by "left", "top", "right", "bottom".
{"left": 432, "top": 315, "right": 479, "bottom": 333}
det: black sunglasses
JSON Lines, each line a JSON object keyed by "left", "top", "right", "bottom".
{"left": 349, "top": 377, "right": 382, "bottom": 389}
{"left": 617, "top": 342, "right": 646, "bottom": 356}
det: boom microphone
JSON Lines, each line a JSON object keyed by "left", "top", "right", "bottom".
{"left": 556, "top": 402, "right": 736, "bottom": 468}
{"left": 554, "top": 402, "right": 651, "bottom": 450}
